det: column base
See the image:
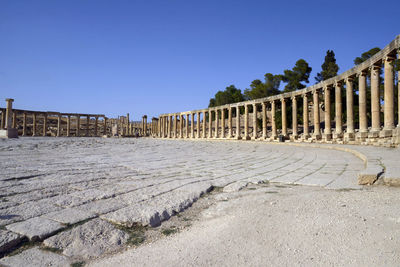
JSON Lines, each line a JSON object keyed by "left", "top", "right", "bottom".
{"left": 301, "top": 134, "right": 310, "bottom": 141}
{"left": 235, "top": 136, "right": 242, "bottom": 140}
{"left": 0, "top": 128, "right": 18, "bottom": 138}
{"left": 368, "top": 130, "right": 380, "bottom": 138}
{"left": 344, "top": 132, "right": 355, "bottom": 141}
{"left": 332, "top": 132, "right": 343, "bottom": 140}
{"left": 322, "top": 133, "right": 332, "bottom": 141}
{"left": 290, "top": 135, "right": 298, "bottom": 141}
{"left": 312, "top": 133, "right": 321, "bottom": 140}
{"left": 244, "top": 135, "right": 251, "bottom": 140}
{"left": 379, "top": 128, "right": 394, "bottom": 138}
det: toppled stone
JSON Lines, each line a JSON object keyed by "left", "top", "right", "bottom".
{"left": 43, "top": 218, "right": 128, "bottom": 260}
{"left": 0, "top": 230, "right": 24, "bottom": 255}
{"left": 41, "top": 207, "right": 96, "bottom": 225}
{"left": 6, "top": 217, "right": 64, "bottom": 241}
{"left": 0, "top": 247, "right": 70, "bottom": 267}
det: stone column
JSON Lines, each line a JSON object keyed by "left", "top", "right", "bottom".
{"left": 144, "top": 115, "right": 148, "bottom": 136}
{"left": 208, "top": 110, "right": 212, "bottom": 138}
{"left": 167, "top": 115, "right": 171, "bottom": 138}
{"left": 180, "top": 114, "right": 184, "bottom": 138}
{"left": 370, "top": 65, "right": 381, "bottom": 136}
{"left": 244, "top": 105, "right": 249, "bottom": 140}
{"left": 76, "top": 115, "right": 80, "bottom": 137}
{"left": 57, "top": 115, "right": 62, "bottom": 137}
{"left": 126, "top": 113, "right": 130, "bottom": 135}
{"left": 190, "top": 113, "right": 194, "bottom": 138}
{"left": 197, "top": 112, "right": 200, "bottom": 138}
{"left": 262, "top": 102, "right": 267, "bottom": 139}
{"left": 215, "top": 109, "right": 219, "bottom": 138}
{"left": 22, "top": 113, "right": 27, "bottom": 136}
{"left": 221, "top": 108, "right": 225, "bottom": 138}
{"left": 174, "top": 114, "right": 178, "bottom": 138}
{"left": 312, "top": 89, "right": 321, "bottom": 139}
{"left": 95, "top": 116, "right": 98, "bottom": 136}
{"left": 0, "top": 110, "right": 5, "bottom": 129}
{"left": 323, "top": 86, "right": 332, "bottom": 140}
{"left": 236, "top": 106, "right": 241, "bottom": 139}
{"left": 185, "top": 114, "right": 189, "bottom": 138}
{"left": 32, "top": 113, "right": 37, "bottom": 136}
{"left": 12, "top": 112, "right": 17, "bottom": 129}
{"left": 86, "top": 116, "right": 90, "bottom": 137}
{"left": 358, "top": 71, "right": 368, "bottom": 138}
{"left": 303, "top": 94, "right": 309, "bottom": 139}
{"left": 228, "top": 107, "right": 232, "bottom": 138}
{"left": 67, "top": 115, "right": 71, "bottom": 137}
{"left": 104, "top": 117, "right": 107, "bottom": 136}
{"left": 5, "top": 98, "right": 14, "bottom": 130}
{"left": 381, "top": 56, "right": 395, "bottom": 137}
{"left": 281, "top": 98, "right": 287, "bottom": 137}
{"left": 202, "top": 111, "right": 206, "bottom": 138}
{"left": 271, "top": 101, "right": 277, "bottom": 139}
{"left": 43, "top": 113, "right": 47, "bottom": 137}
{"left": 292, "top": 96, "right": 298, "bottom": 139}
{"left": 345, "top": 77, "right": 355, "bottom": 141}
{"left": 252, "top": 103, "right": 257, "bottom": 139}
{"left": 334, "top": 81, "right": 343, "bottom": 138}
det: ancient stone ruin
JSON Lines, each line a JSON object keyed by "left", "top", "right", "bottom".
{"left": 157, "top": 35, "right": 400, "bottom": 147}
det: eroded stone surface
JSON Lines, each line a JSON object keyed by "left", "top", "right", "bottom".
{"left": 0, "top": 230, "right": 23, "bottom": 254}
{"left": 42, "top": 207, "right": 97, "bottom": 225}
{"left": 43, "top": 218, "right": 129, "bottom": 260}
{"left": 6, "top": 217, "right": 64, "bottom": 241}
{"left": 0, "top": 247, "right": 70, "bottom": 267}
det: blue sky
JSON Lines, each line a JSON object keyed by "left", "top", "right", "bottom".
{"left": 0, "top": 0, "right": 398, "bottom": 120}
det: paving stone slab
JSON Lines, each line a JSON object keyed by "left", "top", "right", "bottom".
{"left": 0, "top": 247, "right": 70, "bottom": 267}
{"left": 43, "top": 218, "right": 128, "bottom": 260}
{"left": 6, "top": 217, "right": 65, "bottom": 241}
{"left": 41, "top": 207, "right": 97, "bottom": 225}
{"left": 0, "top": 230, "right": 24, "bottom": 254}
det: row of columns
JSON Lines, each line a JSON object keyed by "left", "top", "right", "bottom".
{"left": 157, "top": 50, "right": 400, "bottom": 143}
{"left": 0, "top": 109, "right": 107, "bottom": 137}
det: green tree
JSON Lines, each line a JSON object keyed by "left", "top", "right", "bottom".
{"left": 353, "top": 47, "right": 381, "bottom": 65}
{"left": 282, "top": 59, "right": 312, "bottom": 92}
{"left": 243, "top": 73, "right": 282, "bottom": 100}
{"left": 315, "top": 50, "right": 339, "bottom": 83}
{"left": 208, "top": 85, "right": 244, "bottom": 107}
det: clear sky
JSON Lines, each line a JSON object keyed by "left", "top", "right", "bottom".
{"left": 0, "top": 0, "right": 398, "bottom": 120}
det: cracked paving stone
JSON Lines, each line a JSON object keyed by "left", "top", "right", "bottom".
{"left": 6, "top": 217, "right": 65, "bottom": 241}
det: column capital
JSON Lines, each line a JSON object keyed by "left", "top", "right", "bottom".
{"left": 345, "top": 76, "right": 354, "bottom": 83}
{"left": 383, "top": 55, "right": 396, "bottom": 62}
{"left": 280, "top": 97, "right": 286, "bottom": 102}
{"left": 334, "top": 81, "right": 343, "bottom": 87}
{"left": 369, "top": 64, "right": 382, "bottom": 71}
{"left": 357, "top": 70, "right": 368, "bottom": 77}
{"left": 291, "top": 95, "right": 297, "bottom": 100}
{"left": 312, "top": 88, "right": 320, "bottom": 94}
{"left": 5, "top": 98, "right": 14, "bottom": 103}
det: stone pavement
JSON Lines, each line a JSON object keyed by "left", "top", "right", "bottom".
{"left": 0, "top": 137, "right": 397, "bottom": 265}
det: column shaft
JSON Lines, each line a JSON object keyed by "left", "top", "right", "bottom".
{"left": 32, "top": 113, "right": 37, "bottom": 136}
{"left": 303, "top": 95, "right": 309, "bottom": 138}
{"left": 5, "top": 99, "right": 13, "bottom": 129}
{"left": 271, "top": 101, "right": 277, "bottom": 138}
{"left": 252, "top": 104, "right": 257, "bottom": 139}
{"left": 221, "top": 109, "right": 225, "bottom": 138}
{"left": 383, "top": 56, "right": 395, "bottom": 132}
{"left": 358, "top": 71, "right": 368, "bottom": 133}
{"left": 346, "top": 77, "right": 355, "bottom": 136}
{"left": 202, "top": 111, "right": 206, "bottom": 138}
{"left": 281, "top": 99, "right": 287, "bottom": 136}
{"left": 67, "top": 116, "right": 71, "bottom": 137}
{"left": 371, "top": 65, "right": 381, "bottom": 133}
{"left": 103, "top": 117, "right": 107, "bottom": 136}
{"left": 324, "top": 86, "right": 331, "bottom": 138}
{"left": 215, "top": 110, "right": 219, "bottom": 138}
{"left": 22, "top": 113, "right": 27, "bottom": 136}
{"left": 292, "top": 97, "right": 297, "bottom": 138}
{"left": 197, "top": 112, "right": 200, "bottom": 138}
{"left": 313, "top": 90, "right": 321, "bottom": 138}
{"left": 236, "top": 106, "right": 241, "bottom": 139}
{"left": 208, "top": 111, "right": 212, "bottom": 138}
{"left": 95, "top": 116, "right": 98, "bottom": 136}
{"left": 244, "top": 105, "right": 249, "bottom": 139}
{"left": 76, "top": 116, "right": 80, "bottom": 137}
{"left": 228, "top": 107, "right": 232, "bottom": 138}
{"left": 335, "top": 82, "right": 343, "bottom": 135}
{"left": 43, "top": 113, "right": 47, "bottom": 136}
{"left": 57, "top": 115, "right": 62, "bottom": 137}
{"left": 262, "top": 102, "right": 267, "bottom": 139}
{"left": 12, "top": 112, "right": 16, "bottom": 128}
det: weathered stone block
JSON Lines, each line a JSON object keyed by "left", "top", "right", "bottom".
{"left": 0, "top": 230, "right": 24, "bottom": 255}
{"left": 0, "top": 247, "right": 70, "bottom": 267}
{"left": 6, "top": 217, "right": 64, "bottom": 241}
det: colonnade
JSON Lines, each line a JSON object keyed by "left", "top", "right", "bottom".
{"left": 156, "top": 35, "right": 400, "bottom": 146}
{"left": 0, "top": 107, "right": 107, "bottom": 137}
